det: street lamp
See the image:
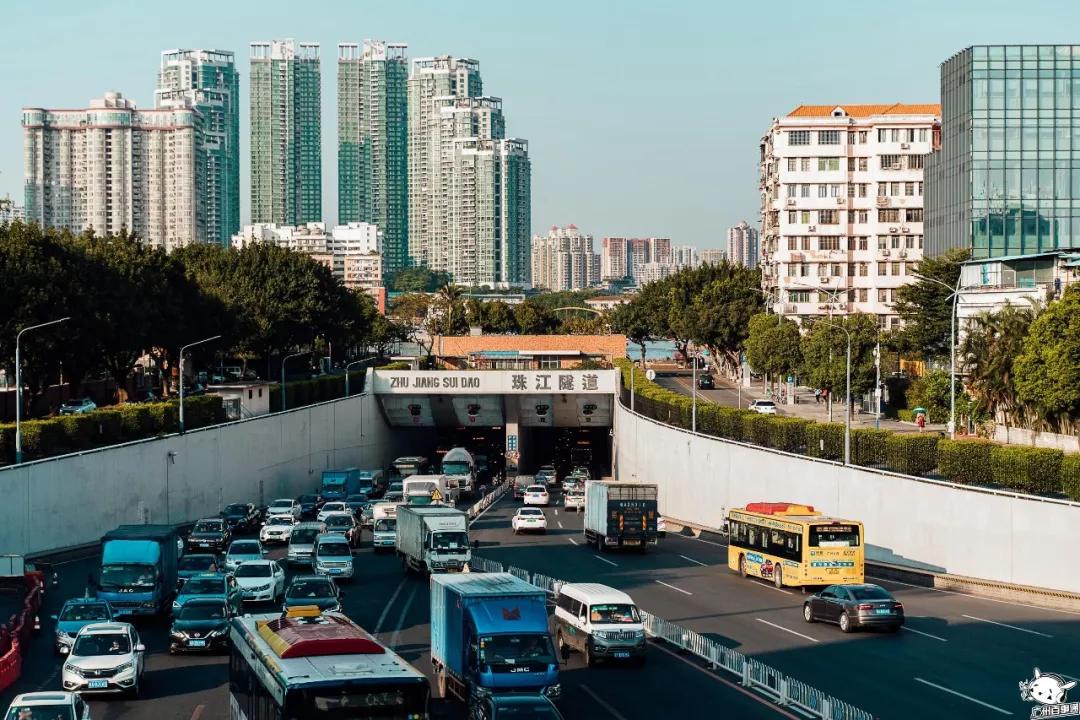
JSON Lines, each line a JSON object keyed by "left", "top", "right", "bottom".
{"left": 692, "top": 351, "right": 698, "bottom": 433}
{"left": 15, "top": 317, "right": 70, "bottom": 464}
{"left": 179, "top": 335, "right": 221, "bottom": 433}
{"left": 345, "top": 355, "right": 377, "bottom": 396}
{"left": 280, "top": 350, "right": 311, "bottom": 412}
{"left": 913, "top": 273, "right": 963, "bottom": 439}
{"left": 816, "top": 319, "right": 852, "bottom": 466}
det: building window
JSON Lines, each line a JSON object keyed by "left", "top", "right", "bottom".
{"left": 847, "top": 263, "right": 856, "bottom": 276}
{"left": 878, "top": 262, "right": 888, "bottom": 276}
{"left": 790, "top": 130, "right": 811, "bottom": 145}
{"left": 859, "top": 131, "right": 867, "bottom": 143}
{"left": 847, "top": 183, "right": 856, "bottom": 197}
{"left": 905, "top": 235, "right": 915, "bottom": 249}
{"left": 817, "top": 157, "right": 840, "bottom": 171}
{"left": 800, "top": 184, "right": 810, "bottom": 197}
{"left": 818, "top": 210, "right": 839, "bottom": 225}
{"left": 816, "top": 263, "right": 829, "bottom": 277}
{"left": 800, "top": 211, "right": 811, "bottom": 224}
{"left": 905, "top": 182, "right": 915, "bottom": 196}
{"left": 786, "top": 184, "right": 795, "bottom": 197}
{"left": 820, "top": 237, "right": 840, "bottom": 250}
{"left": 858, "top": 158, "right": 868, "bottom": 172}
{"left": 538, "top": 357, "right": 560, "bottom": 369}
{"left": 891, "top": 261, "right": 901, "bottom": 276}
{"left": 891, "top": 129, "right": 900, "bottom": 142}
{"left": 787, "top": 158, "right": 797, "bottom": 171}
{"left": 918, "top": 128, "right": 928, "bottom": 142}
{"left": 878, "top": 183, "right": 888, "bottom": 197}
{"left": 858, "top": 184, "right": 868, "bottom": 197}
{"left": 859, "top": 288, "right": 868, "bottom": 302}
{"left": 801, "top": 237, "right": 811, "bottom": 250}
{"left": 879, "top": 289, "right": 890, "bottom": 303}
{"left": 858, "top": 210, "right": 869, "bottom": 223}
{"left": 830, "top": 184, "right": 842, "bottom": 197}
{"left": 880, "top": 155, "right": 902, "bottom": 170}
{"left": 859, "top": 263, "right": 869, "bottom": 276}
{"left": 818, "top": 184, "right": 828, "bottom": 198}
{"left": 788, "top": 211, "right": 797, "bottom": 224}
{"left": 831, "top": 264, "right": 842, "bottom": 277}
{"left": 905, "top": 208, "right": 924, "bottom": 222}
{"left": 908, "top": 154, "right": 925, "bottom": 170}
{"left": 848, "top": 158, "right": 857, "bottom": 172}
{"left": 917, "top": 182, "right": 923, "bottom": 195}
{"left": 891, "top": 182, "right": 901, "bottom": 196}
{"left": 878, "top": 208, "right": 900, "bottom": 223}
{"left": 892, "top": 235, "right": 901, "bottom": 249}
{"left": 877, "top": 128, "right": 887, "bottom": 142}
{"left": 818, "top": 130, "right": 841, "bottom": 145}
{"left": 800, "top": 157, "right": 811, "bottom": 171}
{"left": 858, "top": 237, "right": 868, "bottom": 251}
{"left": 790, "top": 290, "right": 811, "bottom": 303}
{"left": 787, "top": 237, "right": 797, "bottom": 251}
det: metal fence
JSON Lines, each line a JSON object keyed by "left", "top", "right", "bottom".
{"left": 469, "top": 556, "right": 875, "bottom": 720}
{"left": 466, "top": 482, "right": 510, "bottom": 521}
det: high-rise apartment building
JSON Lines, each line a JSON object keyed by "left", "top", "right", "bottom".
{"left": 338, "top": 40, "right": 408, "bottom": 278}
{"left": 250, "top": 40, "right": 322, "bottom": 225}
{"left": 726, "top": 221, "right": 759, "bottom": 268}
{"left": 531, "top": 224, "right": 600, "bottom": 291}
{"left": 600, "top": 237, "right": 673, "bottom": 282}
{"left": 759, "top": 103, "right": 940, "bottom": 328}
{"left": 673, "top": 245, "right": 698, "bottom": 268}
{"left": 0, "top": 201, "right": 25, "bottom": 224}
{"left": 700, "top": 248, "right": 726, "bottom": 266}
{"left": 23, "top": 91, "right": 205, "bottom": 250}
{"left": 156, "top": 49, "right": 239, "bottom": 247}
{"left": 407, "top": 57, "right": 530, "bottom": 286}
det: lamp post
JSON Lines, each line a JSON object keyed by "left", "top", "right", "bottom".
{"left": 691, "top": 351, "right": 698, "bottom": 433}
{"left": 817, "top": 319, "right": 852, "bottom": 466}
{"left": 913, "top": 273, "right": 963, "bottom": 439}
{"left": 15, "top": 317, "right": 70, "bottom": 464}
{"left": 280, "top": 350, "right": 310, "bottom": 412}
{"left": 345, "top": 355, "right": 376, "bottom": 396}
{"left": 179, "top": 335, "right": 221, "bottom": 433}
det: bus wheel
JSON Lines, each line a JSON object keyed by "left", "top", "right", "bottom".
{"left": 739, "top": 554, "right": 747, "bottom": 578}
{"left": 774, "top": 566, "right": 783, "bottom": 589}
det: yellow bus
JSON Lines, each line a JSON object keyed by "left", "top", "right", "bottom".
{"left": 726, "top": 503, "right": 864, "bottom": 589}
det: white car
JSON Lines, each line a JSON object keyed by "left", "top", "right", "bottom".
{"left": 564, "top": 490, "right": 585, "bottom": 512}
{"left": 267, "top": 498, "right": 301, "bottom": 520}
{"left": 512, "top": 507, "right": 548, "bottom": 534}
{"left": 523, "top": 485, "right": 550, "bottom": 506}
{"left": 233, "top": 560, "right": 286, "bottom": 603}
{"left": 748, "top": 399, "right": 778, "bottom": 415}
{"left": 224, "top": 539, "right": 265, "bottom": 572}
{"left": 260, "top": 515, "right": 296, "bottom": 544}
{"left": 317, "top": 502, "right": 350, "bottom": 522}
{"left": 6, "top": 692, "right": 91, "bottom": 720}
{"left": 61, "top": 622, "right": 145, "bottom": 697}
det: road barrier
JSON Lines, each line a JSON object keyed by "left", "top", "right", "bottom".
{"left": 470, "top": 555, "right": 874, "bottom": 720}
{"left": 465, "top": 481, "right": 510, "bottom": 521}
{"left": 0, "top": 571, "right": 45, "bottom": 693}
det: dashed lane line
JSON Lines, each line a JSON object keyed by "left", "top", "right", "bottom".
{"left": 902, "top": 625, "right": 948, "bottom": 642}
{"left": 373, "top": 577, "right": 408, "bottom": 635}
{"left": 593, "top": 555, "right": 618, "bottom": 567}
{"left": 755, "top": 618, "right": 819, "bottom": 643}
{"left": 960, "top": 614, "right": 1053, "bottom": 638}
{"left": 580, "top": 684, "right": 629, "bottom": 720}
{"left": 655, "top": 580, "right": 693, "bottom": 596}
{"left": 679, "top": 554, "right": 707, "bottom": 567}
{"left": 913, "top": 677, "right": 1013, "bottom": 715}
{"left": 389, "top": 585, "right": 418, "bottom": 650}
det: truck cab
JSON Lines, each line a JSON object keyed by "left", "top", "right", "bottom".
{"left": 396, "top": 506, "right": 472, "bottom": 574}
{"left": 320, "top": 467, "right": 360, "bottom": 503}
{"left": 440, "top": 447, "right": 476, "bottom": 500}
{"left": 371, "top": 502, "right": 399, "bottom": 551}
{"left": 98, "top": 525, "right": 179, "bottom": 617}
{"left": 403, "top": 474, "right": 455, "bottom": 506}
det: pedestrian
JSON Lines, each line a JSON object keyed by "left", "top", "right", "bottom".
{"left": 916, "top": 412, "right": 926, "bottom": 432}
{"left": 814, "top": 389, "right": 820, "bottom": 404}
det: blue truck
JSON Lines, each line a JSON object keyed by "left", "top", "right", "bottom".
{"left": 319, "top": 467, "right": 361, "bottom": 502}
{"left": 97, "top": 525, "right": 179, "bottom": 617}
{"left": 430, "top": 572, "right": 561, "bottom": 705}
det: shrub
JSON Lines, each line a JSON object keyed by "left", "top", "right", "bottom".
{"left": 884, "top": 433, "right": 939, "bottom": 476}
{"left": 741, "top": 413, "right": 772, "bottom": 447}
{"left": 1062, "top": 454, "right": 1080, "bottom": 501}
{"left": 0, "top": 423, "right": 15, "bottom": 465}
{"left": 18, "top": 419, "right": 66, "bottom": 460}
{"left": 990, "top": 446, "right": 1063, "bottom": 495}
{"left": 852, "top": 428, "right": 890, "bottom": 467}
{"left": 896, "top": 408, "right": 915, "bottom": 423}
{"left": 936, "top": 438, "right": 995, "bottom": 485}
{"left": 92, "top": 408, "right": 125, "bottom": 445}
{"left": 118, "top": 404, "right": 154, "bottom": 439}
{"left": 766, "top": 417, "right": 809, "bottom": 453}
{"left": 377, "top": 361, "right": 412, "bottom": 370}
{"left": 144, "top": 402, "right": 179, "bottom": 435}
{"left": 181, "top": 395, "right": 224, "bottom": 429}
{"left": 57, "top": 414, "right": 98, "bottom": 452}
{"left": 805, "top": 423, "right": 845, "bottom": 461}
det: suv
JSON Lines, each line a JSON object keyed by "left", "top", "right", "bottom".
{"left": 312, "top": 534, "right": 355, "bottom": 580}
{"left": 52, "top": 599, "right": 114, "bottom": 656}
{"left": 748, "top": 399, "right": 778, "bottom": 415}
{"left": 697, "top": 374, "right": 714, "bottom": 390}
{"left": 267, "top": 498, "right": 301, "bottom": 520}
{"left": 61, "top": 622, "right": 146, "bottom": 697}
{"left": 186, "top": 518, "right": 231, "bottom": 553}
{"left": 58, "top": 398, "right": 96, "bottom": 415}
{"left": 287, "top": 522, "right": 327, "bottom": 566}
{"left": 552, "top": 583, "right": 646, "bottom": 666}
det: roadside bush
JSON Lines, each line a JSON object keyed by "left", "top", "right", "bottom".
{"left": 805, "top": 423, "right": 845, "bottom": 461}
{"left": 92, "top": 408, "right": 125, "bottom": 444}
{"left": 1061, "top": 454, "right": 1080, "bottom": 501}
{"left": 766, "top": 417, "right": 809, "bottom": 453}
{"left": 118, "top": 403, "right": 154, "bottom": 439}
{"left": 181, "top": 395, "right": 225, "bottom": 429}
{"left": 741, "top": 413, "right": 772, "bottom": 447}
{"left": 896, "top": 408, "right": 915, "bottom": 423}
{"left": 57, "top": 414, "right": 98, "bottom": 452}
{"left": 18, "top": 419, "right": 66, "bottom": 460}
{"left": 990, "top": 446, "right": 1063, "bottom": 495}
{"left": 377, "top": 361, "right": 412, "bottom": 370}
{"left": 0, "top": 423, "right": 14, "bottom": 464}
{"left": 884, "top": 433, "right": 939, "bottom": 476}
{"left": 936, "top": 438, "right": 995, "bottom": 485}
{"left": 144, "top": 402, "right": 179, "bottom": 434}
{"left": 851, "top": 428, "right": 890, "bottom": 467}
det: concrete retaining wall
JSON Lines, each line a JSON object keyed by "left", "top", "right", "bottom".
{"left": 615, "top": 401, "right": 1080, "bottom": 594}
{"left": 0, "top": 388, "right": 419, "bottom": 556}
{"left": 995, "top": 424, "right": 1080, "bottom": 452}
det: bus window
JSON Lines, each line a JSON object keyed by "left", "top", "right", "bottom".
{"left": 810, "top": 525, "right": 860, "bottom": 547}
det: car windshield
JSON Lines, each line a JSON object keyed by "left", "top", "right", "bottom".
{"left": 317, "top": 542, "right": 351, "bottom": 557}
{"left": 224, "top": 504, "right": 247, "bottom": 515}
{"left": 756, "top": 401, "right": 776, "bottom": 408}
{"left": 298, "top": 495, "right": 317, "bottom": 504}
{"left": 266, "top": 517, "right": 293, "bottom": 527}
{"left": 442, "top": 462, "right": 471, "bottom": 475}
{"left": 809, "top": 525, "right": 861, "bottom": 547}
{"left": 490, "top": 702, "right": 560, "bottom": 719}
{"left": 235, "top": 563, "right": 272, "bottom": 578}
{"left": 194, "top": 520, "right": 223, "bottom": 533}
{"left": 73, "top": 633, "right": 130, "bottom": 656}
{"left": 5, "top": 705, "right": 75, "bottom": 720}
{"left": 590, "top": 603, "right": 640, "bottom": 624}
{"left": 270, "top": 500, "right": 293, "bottom": 510}
{"left": 322, "top": 503, "right": 346, "bottom": 512}
{"left": 229, "top": 542, "right": 260, "bottom": 555}
{"left": 178, "top": 602, "right": 227, "bottom": 620}
{"left": 183, "top": 577, "right": 224, "bottom": 595}
{"left": 849, "top": 586, "right": 892, "bottom": 601}
{"left": 59, "top": 604, "right": 110, "bottom": 622}
{"left": 431, "top": 531, "right": 469, "bottom": 551}
{"left": 292, "top": 528, "right": 320, "bottom": 544}
{"left": 287, "top": 580, "right": 334, "bottom": 598}
{"left": 346, "top": 494, "right": 369, "bottom": 503}
{"left": 389, "top": 483, "right": 403, "bottom": 492}
{"left": 478, "top": 634, "right": 556, "bottom": 666}
{"left": 99, "top": 564, "right": 156, "bottom": 589}
{"left": 519, "top": 509, "right": 543, "bottom": 516}
{"left": 325, "top": 516, "right": 353, "bottom": 528}
{"left": 373, "top": 518, "right": 396, "bottom": 532}
{"left": 179, "top": 556, "right": 216, "bottom": 572}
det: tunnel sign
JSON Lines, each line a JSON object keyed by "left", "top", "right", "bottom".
{"left": 373, "top": 369, "right": 617, "bottom": 394}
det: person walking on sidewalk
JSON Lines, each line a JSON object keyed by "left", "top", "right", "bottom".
{"left": 814, "top": 388, "right": 821, "bottom": 404}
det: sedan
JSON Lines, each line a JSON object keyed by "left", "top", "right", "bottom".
{"left": 52, "top": 599, "right": 114, "bottom": 656}
{"left": 803, "top": 584, "right": 904, "bottom": 633}
{"left": 697, "top": 374, "right": 715, "bottom": 390}
{"left": 224, "top": 539, "right": 265, "bottom": 572}
{"left": 297, "top": 494, "right": 320, "bottom": 519}
{"left": 232, "top": 560, "right": 286, "bottom": 603}
{"left": 178, "top": 554, "right": 220, "bottom": 589}
{"left": 61, "top": 622, "right": 145, "bottom": 697}
{"left": 748, "top": 399, "right": 778, "bottom": 415}
{"left": 221, "top": 503, "right": 257, "bottom": 532}
{"left": 186, "top": 518, "right": 231, "bottom": 553}
{"left": 563, "top": 491, "right": 585, "bottom": 512}
{"left": 58, "top": 398, "right": 97, "bottom": 415}
{"left": 259, "top": 515, "right": 296, "bottom": 545}
{"left": 470, "top": 693, "right": 565, "bottom": 720}
{"left": 5, "top": 693, "right": 91, "bottom": 720}
{"left": 523, "top": 485, "right": 550, "bottom": 506}
{"left": 283, "top": 576, "right": 341, "bottom": 613}
{"left": 168, "top": 598, "right": 233, "bottom": 654}
{"left": 512, "top": 508, "right": 547, "bottom": 534}
{"left": 173, "top": 573, "right": 243, "bottom": 615}
{"left": 317, "top": 502, "right": 350, "bottom": 523}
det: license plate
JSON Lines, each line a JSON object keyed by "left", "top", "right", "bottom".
{"left": 88, "top": 679, "right": 108, "bottom": 689}
{"left": 330, "top": 569, "right": 342, "bottom": 574}
{"left": 613, "top": 651, "right": 630, "bottom": 658}
{"left": 190, "top": 639, "right": 207, "bottom": 647}
{"left": 623, "top": 539, "right": 640, "bottom": 546}
{"left": 874, "top": 608, "right": 892, "bottom": 616}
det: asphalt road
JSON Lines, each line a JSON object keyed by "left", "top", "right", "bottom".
{"left": 4, "top": 494, "right": 1077, "bottom": 720}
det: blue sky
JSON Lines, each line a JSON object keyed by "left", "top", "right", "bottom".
{"left": 3, "top": 0, "right": 1078, "bottom": 248}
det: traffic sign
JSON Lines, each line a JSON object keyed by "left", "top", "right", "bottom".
{"left": 431, "top": 488, "right": 443, "bottom": 503}
{"left": 645, "top": 369, "right": 656, "bottom": 381}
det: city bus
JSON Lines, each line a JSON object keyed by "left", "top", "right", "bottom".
{"left": 229, "top": 607, "right": 430, "bottom": 720}
{"left": 726, "top": 503, "right": 864, "bottom": 589}
{"left": 391, "top": 456, "right": 431, "bottom": 480}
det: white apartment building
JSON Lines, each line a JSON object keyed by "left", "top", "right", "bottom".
{"left": 0, "top": 201, "right": 25, "bottom": 224}
{"left": 673, "top": 245, "right": 698, "bottom": 269}
{"left": 230, "top": 221, "right": 382, "bottom": 291}
{"left": 633, "top": 262, "right": 678, "bottom": 286}
{"left": 23, "top": 91, "right": 205, "bottom": 250}
{"left": 601, "top": 236, "right": 673, "bottom": 281}
{"left": 726, "top": 221, "right": 759, "bottom": 268}
{"left": 531, "top": 224, "right": 600, "bottom": 291}
{"left": 759, "top": 103, "right": 940, "bottom": 327}
{"left": 700, "top": 248, "right": 726, "bottom": 266}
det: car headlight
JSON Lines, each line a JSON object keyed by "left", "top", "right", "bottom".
{"left": 114, "top": 660, "right": 134, "bottom": 673}
{"left": 63, "top": 663, "right": 78, "bottom": 675}
{"left": 543, "top": 684, "right": 562, "bottom": 698}
{"left": 207, "top": 628, "right": 227, "bottom": 637}
{"left": 141, "top": 601, "right": 157, "bottom": 608}
{"left": 55, "top": 629, "right": 70, "bottom": 640}
{"left": 172, "top": 600, "right": 181, "bottom": 609}
{"left": 171, "top": 630, "right": 188, "bottom": 640}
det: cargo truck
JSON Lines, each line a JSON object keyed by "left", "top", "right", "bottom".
{"left": 403, "top": 474, "right": 456, "bottom": 505}
{"left": 97, "top": 525, "right": 179, "bottom": 616}
{"left": 440, "top": 447, "right": 476, "bottom": 499}
{"left": 584, "top": 482, "right": 659, "bottom": 552}
{"left": 430, "top": 572, "right": 561, "bottom": 704}
{"left": 396, "top": 506, "right": 472, "bottom": 574}
{"left": 319, "top": 467, "right": 360, "bottom": 502}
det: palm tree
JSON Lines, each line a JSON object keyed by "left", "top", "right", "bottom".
{"left": 436, "top": 282, "right": 465, "bottom": 335}
{"left": 960, "top": 301, "right": 1040, "bottom": 427}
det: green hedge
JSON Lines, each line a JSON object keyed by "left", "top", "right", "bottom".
{"left": 896, "top": 408, "right": 916, "bottom": 423}
{"left": 741, "top": 413, "right": 772, "bottom": 447}
{"left": 1061, "top": 454, "right": 1080, "bottom": 501}
{"left": 767, "top": 417, "right": 810, "bottom": 453}
{"left": 990, "top": 446, "right": 1063, "bottom": 495}
{"left": 852, "top": 428, "right": 889, "bottom": 467}
{"left": 805, "top": 423, "right": 845, "bottom": 461}
{"left": 884, "top": 433, "right": 939, "bottom": 476}
{"left": 937, "top": 439, "right": 995, "bottom": 485}
{"left": 377, "top": 361, "right": 411, "bottom": 370}
{"left": 268, "top": 371, "right": 369, "bottom": 413}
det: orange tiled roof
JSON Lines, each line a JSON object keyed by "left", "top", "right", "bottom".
{"left": 436, "top": 334, "right": 626, "bottom": 359}
{"left": 788, "top": 103, "right": 941, "bottom": 118}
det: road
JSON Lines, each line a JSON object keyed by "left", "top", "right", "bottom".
{"left": 4, "top": 493, "right": 1076, "bottom": 719}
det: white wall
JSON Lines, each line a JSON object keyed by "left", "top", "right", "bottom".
{"left": 0, "top": 388, "right": 418, "bottom": 556}
{"left": 615, "top": 402, "right": 1080, "bottom": 593}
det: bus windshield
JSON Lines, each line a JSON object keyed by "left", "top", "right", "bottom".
{"left": 810, "top": 525, "right": 860, "bottom": 547}
{"left": 287, "top": 685, "right": 429, "bottom": 719}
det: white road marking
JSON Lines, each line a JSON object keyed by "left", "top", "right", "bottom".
{"left": 679, "top": 554, "right": 707, "bottom": 567}
{"left": 189, "top": 705, "right": 206, "bottom": 720}
{"left": 755, "top": 618, "right": 819, "bottom": 643}
{"left": 901, "top": 625, "right": 948, "bottom": 642}
{"left": 389, "top": 585, "right": 418, "bottom": 649}
{"left": 568, "top": 537, "right": 578, "bottom": 545}
{"left": 913, "top": 677, "right": 1013, "bottom": 715}
{"left": 593, "top": 555, "right": 618, "bottom": 567}
{"left": 866, "top": 574, "right": 1080, "bottom": 617}
{"left": 656, "top": 580, "right": 693, "bottom": 596}
{"left": 554, "top": 509, "right": 558, "bottom": 516}
{"left": 580, "top": 684, "right": 629, "bottom": 720}
{"left": 961, "top": 614, "right": 1053, "bottom": 638}
{"left": 692, "top": 537, "right": 727, "bottom": 548}
{"left": 558, "top": 521, "right": 564, "bottom": 529}
{"left": 373, "top": 577, "right": 408, "bottom": 634}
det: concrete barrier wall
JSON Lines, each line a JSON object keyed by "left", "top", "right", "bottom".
{"left": 0, "top": 389, "right": 419, "bottom": 556}
{"left": 615, "top": 401, "right": 1080, "bottom": 594}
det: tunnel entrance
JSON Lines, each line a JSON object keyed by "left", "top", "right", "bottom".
{"left": 521, "top": 426, "right": 612, "bottom": 479}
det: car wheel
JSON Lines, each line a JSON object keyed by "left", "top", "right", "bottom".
{"left": 839, "top": 612, "right": 853, "bottom": 633}
{"left": 803, "top": 604, "right": 815, "bottom": 623}
{"left": 739, "top": 554, "right": 747, "bottom": 578}
{"left": 774, "top": 566, "right": 783, "bottom": 589}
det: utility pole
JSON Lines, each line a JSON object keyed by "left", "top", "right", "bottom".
{"left": 874, "top": 342, "right": 881, "bottom": 430}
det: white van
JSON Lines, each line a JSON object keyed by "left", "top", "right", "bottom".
{"left": 371, "top": 502, "right": 399, "bottom": 551}
{"left": 552, "top": 583, "right": 646, "bottom": 666}
{"left": 311, "top": 533, "right": 354, "bottom": 581}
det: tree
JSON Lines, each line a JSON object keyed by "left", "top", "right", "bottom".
{"left": 1014, "top": 288, "right": 1080, "bottom": 429}
{"left": 960, "top": 301, "right": 1039, "bottom": 427}
{"left": 514, "top": 301, "right": 557, "bottom": 335}
{"left": 799, "top": 314, "right": 879, "bottom": 401}
{"left": 483, "top": 301, "right": 519, "bottom": 334}
{"left": 433, "top": 283, "right": 468, "bottom": 335}
{"left": 611, "top": 300, "right": 655, "bottom": 363}
{"left": 744, "top": 313, "right": 802, "bottom": 389}
{"left": 892, "top": 248, "right": 969, "bottom": 361}
{"left": 388, "top": 293, "right": 435, "bottom": 357}
{"left": 678, "top": 263, "right": 763, "bottom": 373}
{"left": 388, "top": 265, "right": 452, "bottom": 292}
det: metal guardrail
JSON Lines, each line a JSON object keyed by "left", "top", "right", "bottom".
{"left": 470, "top": 556, "right": 874, "bottom": 720}
{"left": 465, "top": 481, "right": 510, "bottom": 521}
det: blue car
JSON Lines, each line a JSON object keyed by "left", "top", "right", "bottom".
{"left": 172, "top": 572, "right": 243, "bottom": 615}
{"left": 177, "top": 553, "right": 220, "bottom": 589}
{"left": 52, "top": 597, "right": 114, "bottom": 656}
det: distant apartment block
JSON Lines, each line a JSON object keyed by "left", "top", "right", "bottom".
{"left": 726, "top": 220, "right": 759, "bottom": 268}
{"left": 0, "top": 202, "right": 25, "bottom": 224}
{"left": 601, "top": 236, "right": 674, "bottom": 281}
{"left": 759, "top": 103, "right": 940, "bottom": 327}
{"left": 531, "top": 224, "right": 600, "bottom": 291}
{"left": 699, "top": 248, "right": 726, "bottom": 265}
{"left": 673, "top": 245, "right": 698, "bottom": 268}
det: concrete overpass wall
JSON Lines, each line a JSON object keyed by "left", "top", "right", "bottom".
{"left": 0, "top": 387, "right": 416, "bottom": 556}
{"left": 615, "top": 401, "right": 1080, "bottom": 594}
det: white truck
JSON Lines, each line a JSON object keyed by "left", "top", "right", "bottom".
{"left": 396, "top": 506, "right": 472, "bottom": 574}
{"left": 584, "top": 481, "right": 659, "bottom": 552}
{"left": 371, "top": 502, "right": 400, "bottom": 552}
{"left": 403, "top": 474, "right": 457, "bottom": 506}
{"left": 440, "top": 447, "right": 476, "bottom": 499}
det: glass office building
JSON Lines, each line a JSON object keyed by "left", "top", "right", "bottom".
{"left": 926, "top": 45, "right": 1080, "bottom": 259}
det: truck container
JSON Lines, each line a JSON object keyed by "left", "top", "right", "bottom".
{"left": 396, "top": 506, "right": 471, "bottom": 574}
{"left": 98, "top": 525, "right": 179, "bottom": 616}
{"left": 430, "top": 573, "right": 560, "bottom": 704}
{"left": 319, "top": 467, "right": 360, "bottom": 502}
{"left": 583, "top": 482, "right": 659, "bottom": 551}
{"left": 403, "top": 474, "right": 455, "bottom": 505}
{"left": 440, "top": 447, "right": 476, "bottom": 499}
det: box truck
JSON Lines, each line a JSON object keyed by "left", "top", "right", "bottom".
{"left": 584, "top": 482, "right": 659, "bottom": 551}
{"left": 97, "top": 525, "right": 179, "bottom": 616}
{"left": 396, "top": 506, "right": 471, "bottom": 574}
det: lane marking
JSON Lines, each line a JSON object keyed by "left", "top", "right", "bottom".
{"left": 755, "top": 618, "right": 819, "bottom": 643}
{"left": 656, "top": 580, "right": 693, "bottom": 596}
{"left": 558, "top": 521, "right": 564, "bottom": 529}
{"left": 692, "top": 537, "right": 727, "bottom": 548}
{"left": 866, "top": 574, "right": 1080, "bottom": 617}
{"left": 913, "top": 677, "right": 1013, "bottom": 715}
{"left": 580, "top": 684, "right": 629, "bottom": 720}
{"left": 961, "top": 614, "right": 1053, "bottom": 638}
{"left": 389, "top": 585, "right": 418, "bottom": 649}
{"left": 902, "top": 625, "right": 948, "bottom": 642}
{"left": 373, "top": 577, "right": 408, "bottom": 634}
{"left": 554, "top": 509, "right": 559, "bottom": 516}
{"left": 568, "top": 537, "right": 579, "bottom": 546}
{"left": 679, "top": 554, "right": 707, "bottom": 567}
{"left": 593, "top": 555, "right": 619, "bottom": 567}
{"left": 650, "top": 643, "right": 803, "bottom": 719}
{"left": 189, "top": 705, "right": 206, "bottom": 720}
{"left": 769, "top": 584, "right": 793, "bottom": 596}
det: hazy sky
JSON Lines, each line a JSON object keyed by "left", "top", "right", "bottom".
{"left": 4, "top": 0, "right": 1078, "bottom": 248}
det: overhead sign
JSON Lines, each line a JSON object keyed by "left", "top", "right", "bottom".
{"left": 373, "top": 369, "right": 618, "bottom": 395}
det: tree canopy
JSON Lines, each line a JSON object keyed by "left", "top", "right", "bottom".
{"left": 1014, "top": 287, "right": 1080, "bottom": 427}
{"left": 799, "top": 313, "right": 879, "bottom": 399}
{"left": 744, "top": 313, "right": 803, "bottom": 385}
{"left": 891, "top": 248, "right": 969, "bottom": 361}
{"left": 388, "top": 265, "right": 452, "bottom": 293}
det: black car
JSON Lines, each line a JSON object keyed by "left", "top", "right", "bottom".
{"left": 470, "top": 694, "right": 564, "bottom": 720}
{"left": 697, "top": 374, "right": 714, "bottom": 390}
{"left": 283, "top": 576, "right": 341, "bottom": 613}
{"left": 169, "top": 598, "right": 234, "bottom": 654}
{"left": 297, "top": 494, "right": 321, "bottom": 520}
{"left": 803, "top": 583, "right": 904, "bottom": 633}
{"left": 186, "top": 518, "right": 231, "bottom": 553}
{"left": 221, "top": 503, "right": 258, "bottom": 532}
